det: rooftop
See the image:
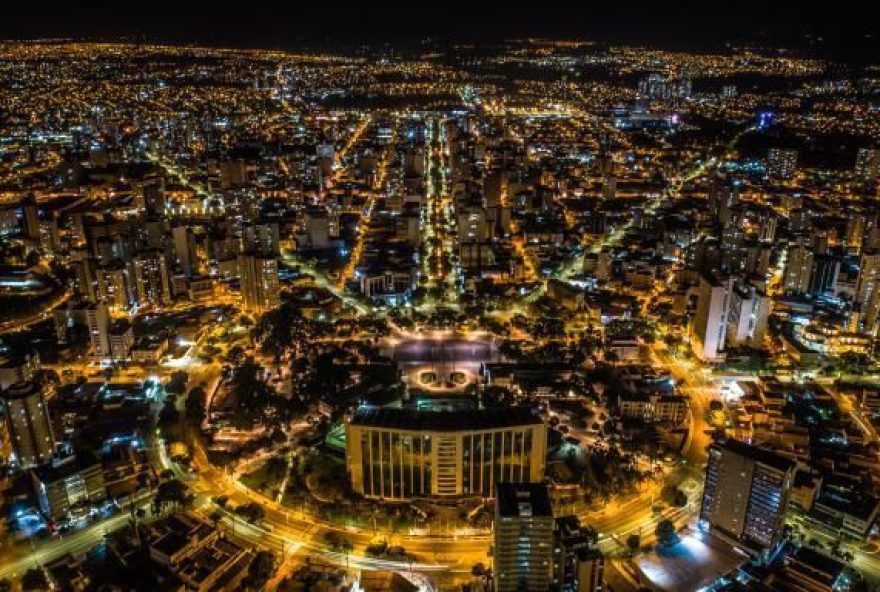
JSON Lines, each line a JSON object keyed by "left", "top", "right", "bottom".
{"left": 717, "top": 438, "right": 796, "bottom": 473}
{"left": 351, "top": 406, "right": 543, "bottom": 432}
{"left": 496, "top": 483, "right": 553, "bottom": 518}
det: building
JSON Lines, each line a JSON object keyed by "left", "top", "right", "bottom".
{"left": 109, "top": 320, "right": 135, "bottom": 360}
{"left": 238, "top": 252, "right": 279, "bottom": 313}
{"left": 148, "top": 512, "right": 252, "bottom": 592}
{"left": 809, "top": 254, "right": 841, "bottom": 297}
{"left": 0, "top": 349, "right": 41, "bottom": 390}
{"left": 96, "top": 264, "right": 133, "bottom": 310}
{"left": 86, "top": 303, "right": 112, "bottom": 359}
{"left": 783, "top": 241, "right": 814, "bottom": 295}
{"left": 855, "top": 148, "right": 879, "bottom": 181}
{"left": 699, "top": 439, "right": 795, "bottom": 554}
{"left": 805, "top": 477, "right": 880, "bottom": 541}
{"left": 854, "top": 250, "right": 880, "bottom": 307}
{"left": 21, "top": 195, "right": 41, "bottom": 241}
{"left": 691, "top": 273, "right": 733, "bottom": 361}
{"left": 458, "top": 206, "right": 489, "bottom": 242}
{"left": 552, "top": 515, "right": 603, "bottom": 592}
{"left": 767, "top": 148, "right": 798, "bottom": 180}
{"left": 851, "top": 250, "right": 880, "bottom": 333}
{"left": 31, "top": 454, "right": 106, "bottom": 520}
{"left": 494, "top": 483, "right": 554, "bottom": 592}
{"left": 1, "top": 381, "right": 55, "bottom": 468}
{"left": 345, "top": 406, "right": 546, "bottom": 500}
{"left": 726, "top": 283, "right": 770, "bottom": 349}
{"left": 618, "top": 393, "right": 689, "bottom": 425}
{"left": 775, "top": 546, "right": 850, "bottom": 592}
{"left": 171, "top": 225, "right": 197, "bottom": 277}
{"left": 132, "top": 250, "right": 172, "bottom": 308}
{"left": 304, "top": 209, "right": 330, "bottom": 249}
{"left": 359, "top": 269, "right": 415, "bottom": 304}
{"left": 547, "top": 279, "right": 585, "bottom": 311}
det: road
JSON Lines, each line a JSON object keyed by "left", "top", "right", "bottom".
{"left": 0, "top": 495, "right": 153, "bottom": 581}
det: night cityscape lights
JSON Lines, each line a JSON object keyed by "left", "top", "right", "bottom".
{"left": 0, "top": 19, "right": 879, "bottom": 592}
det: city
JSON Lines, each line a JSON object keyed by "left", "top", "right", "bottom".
{"left": 0, "top": 11, "right": 879, "bottom": 592}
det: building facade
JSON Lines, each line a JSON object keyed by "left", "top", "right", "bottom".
{"left": 2, "top": 381, "right": 55, "bottom": 468}
{"left": 346, "top": 407, "right": 546, "bottom": 501}
{"left": 494, "top": 483, "right": 554, "bottom": 592}
{"left": 699, "top": 439, "right": 795, "bottom": 554}
{"left": 238, "top": 252, "right": 279, "bottom": 313}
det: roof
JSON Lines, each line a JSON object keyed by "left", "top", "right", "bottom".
{"left": 787, "top": 546, "right": 845, "bottom": 582}
{"left": 31, "top": 452, "right": 101, "bottom": 485}
{"left": 718, "top": 438, "right": 796, "bottom": 473}
{"left": 815, "top": 481, "right": 880, "bottom": 522}
{"left": 496, "top": 483, "right": 553, "bottom": 518}
{"left": 350, "top": 406, "right": 542, "bottom": 432}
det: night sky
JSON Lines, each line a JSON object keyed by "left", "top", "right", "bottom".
{"left": 3, "top": 0, "right": 879, "bottom": 60}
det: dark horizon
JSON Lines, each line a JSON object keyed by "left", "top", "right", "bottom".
{"left": 3, "top": 0, "right": 880, "bottom": 61}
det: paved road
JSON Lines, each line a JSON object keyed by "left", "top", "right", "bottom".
{"left": 0, "top": 495, "right": 153, "bottom": 581}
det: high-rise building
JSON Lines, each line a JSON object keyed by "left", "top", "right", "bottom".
{"left": 690, "top": 273, "right": 733, "bottom": 361}
{"left": 494, "top": 483, "right": 554, "bottom": 592}
{"left": 726, "top": 283, "right": 770, "bottom": 349}
{"left": 243, "top": 222, "right": 280, "bottom": 256}
{"left": 238, "top": 253, "right": 279, "bottom": 313}
{"left": 20, "top": 195, "right": 41, "bottom": 242}
{"left": 767, "top": 148, "right": 798, "bottom": 180}
{"left": 132, "top": 250, "right": 172, "bottom": 308}
{"left": 854, "top": 250, "right": 880, "bottom": 307}
{"left": 86, "top": 302, "right": 112, "bottom": 359}
{"left": 458, "top": 206, "right": 488, "bottom": 242}
{"left": 699, "top": 439, "right": 795, "bottom": 554}
{"left": 1, "top": 381, "right": 55, "bottom": 468}
{"left": 552, "top": 515, "right": 603, "bottom": 592}
{"left": 346, "top": 407, "right": 547, "bottom": 500}
{"left": 855, "top": 148, "right": 879, "bottom": 182}
{"left": 809, "top": 254, "right": 841, "bottom": 297}
{"left": 783, "top": 241, "right": 814, "bottom": 295}
{"left": 172, "top": 225, "right": 198, "bottom": 277}
{"left": 708, "top": 176, "right": 738, "bottom": 227}
{"left": 96, "top": 264, "right": 133, "bottom": 310}
{"left": 304, "top": 209, "right": 330, "bottom": 249}
{"left": 133, "top": 177, "right": 166, "bottom": 214}
{"left": 637, "top": 73, "right": 691, "bottom": 100}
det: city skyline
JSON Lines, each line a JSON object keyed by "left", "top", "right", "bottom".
{"left": 0, "top": 23, "right": 879, "bottom": 592}
{"left": 3, "top": 2, "right": 880, "bottom": 60}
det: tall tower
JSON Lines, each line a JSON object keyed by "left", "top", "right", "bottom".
{"left": 20, "top": 195, "right": 41, "bottom": 241}
{"left": 238, "top": 253, "right": 279, "bottom": 313}
{"left": 494, "top": 483, "right": 554, "bottom": 592}
{"left": 132, "top": 250, "right": 172, "bottom": 308}
{"left": 699, "top": 439, "right": 795, "bottom": 555}
{"left": 1, "top": 381, "right": 55, "bottom": 468}
{"left": 783, "top": 240, "right": 814, "bottom": 295}
{"left": 690, "top": 273, "right": 733, "bottom": 361}
{"left": 87, "top": 302, "right": 112, "bottom": 359}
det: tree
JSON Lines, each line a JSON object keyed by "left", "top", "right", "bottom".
{"left": 655, "top": 519, "right": 677, "bottom": 547}
{"left": 158, "top": 399, "right": 180, "bottom": 429}
{"left": 155, "top": 479, "right": 189, "bottom": 510}
{"left": 184, "top": 386, "right": 207, "bottom": 424}
{"left": 339, "top": 538, "right": 353, "bottom": 570}
{"left": 248, "top": 550, "right": 277, "bottom": 584}
{"left": 21, "top": 569, "right": 48, "bottom": 592}
{"left": 0, "top": 579, "right": 12, "bottom": 592}
{"left": 626, "top": 534, "right": 641, "bottom": 555}
{"left": 237, "top": 502, "right": 266, "bottom": 524}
